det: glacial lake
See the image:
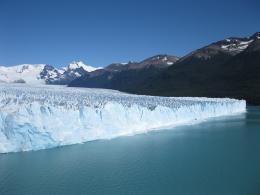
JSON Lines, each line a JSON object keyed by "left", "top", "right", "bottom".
{"left": 0, "top": 106, "right": 260, "bottom": 195}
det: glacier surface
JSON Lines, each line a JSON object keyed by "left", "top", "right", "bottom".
{"left": 0, "top": 84, "right": 246, "bottom": 153}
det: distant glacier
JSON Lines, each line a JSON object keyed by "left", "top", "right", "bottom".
{"left": 0, "top": 84, "right": 246, "bottom": 153}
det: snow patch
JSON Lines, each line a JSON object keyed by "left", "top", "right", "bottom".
{"left": 221, "top": 39, "right": 253, "bottom": 52}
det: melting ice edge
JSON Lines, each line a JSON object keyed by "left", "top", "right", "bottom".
{"left": 0, "top": 84, "right": 246, "bottom": 153}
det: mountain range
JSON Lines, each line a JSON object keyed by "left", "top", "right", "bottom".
{"left": 69, "top": 32, "right": 260, "bottom": 104}
{"left": 0, "top": 61, "right": 101, "bottom": 85}
{"left": 69, "top": 54, "right": 179, "bottom": 90}
{"left": 1, "top": 32, "right": 259, "bottom": 104}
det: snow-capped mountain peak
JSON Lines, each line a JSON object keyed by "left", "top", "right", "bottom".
{"left": 0, "top": 61, "right": 103, "bottom": 85}
{"left": 0, "top": 64, "right": 46, "bottom": 84}
{"left": 219, "top": 33, "right": 260, "bottom": 54}
{"left": 67, "top": 61, "right": 101, "bottom": 72}
{"left": 251, "top": 32, "right": 260, "bottom": 39}
{"left": 139, "top": 55, "right": 179, "bottom": 68}
{"left": 0, "top": 64, "right": 45, "bottom": 73}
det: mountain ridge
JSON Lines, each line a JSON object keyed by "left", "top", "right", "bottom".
{"left": 1, "top": 32, "right": 259, "bottom": 104}
{"left": 68, "top": 54, "right": 179, "bottom": 90}
{"left": 0, "top": 61, "right": 101, "bottom": 85}
{"left": 69, "top": 32, "right": 260, "bottom": 105}
{"left": 127, "top": 32, "right": 260, "bottom": 104}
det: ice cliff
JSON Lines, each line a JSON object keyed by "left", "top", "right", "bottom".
{"left": 0, "top": 84, "right": 246, "bottom": 153}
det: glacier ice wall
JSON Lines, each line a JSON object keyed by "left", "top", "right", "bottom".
{"left": 0, "top": 84, "right": 246, "bottom": 153}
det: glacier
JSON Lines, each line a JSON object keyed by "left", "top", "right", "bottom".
{"left": 0, "top": 84, "right": 246, "bottom": 153}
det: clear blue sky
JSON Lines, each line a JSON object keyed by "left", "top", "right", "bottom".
{"left": 0, "top": 0, "right": 259, "bottom": 67}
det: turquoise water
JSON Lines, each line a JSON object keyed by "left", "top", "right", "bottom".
{"left": 0, "top": 107, "right": 260, "bottom": 195}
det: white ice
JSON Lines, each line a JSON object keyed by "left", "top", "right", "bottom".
{"left": 0, "top": 84, "right": 246, "bottom": 153}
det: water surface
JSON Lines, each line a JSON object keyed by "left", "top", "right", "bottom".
{"left": 0, "top": 107, "right": 260, "bottom": 195}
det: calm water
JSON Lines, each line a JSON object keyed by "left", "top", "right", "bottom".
{"left": 0, "top": 107, "right": 260, "bottom": 195}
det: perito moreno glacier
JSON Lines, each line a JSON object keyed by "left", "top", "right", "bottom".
{"left": 0, "top": 84, "right": 246, "bottom": 153}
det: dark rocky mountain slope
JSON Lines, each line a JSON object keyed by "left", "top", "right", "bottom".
{"left": 68, "top": 55, "right": 179, "bottom": 91}
{"left": 69, "top": 32, "right": 260, "bottom": 105}
{"left": 130, "top": 33, "right": 260, "bottom": 104}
